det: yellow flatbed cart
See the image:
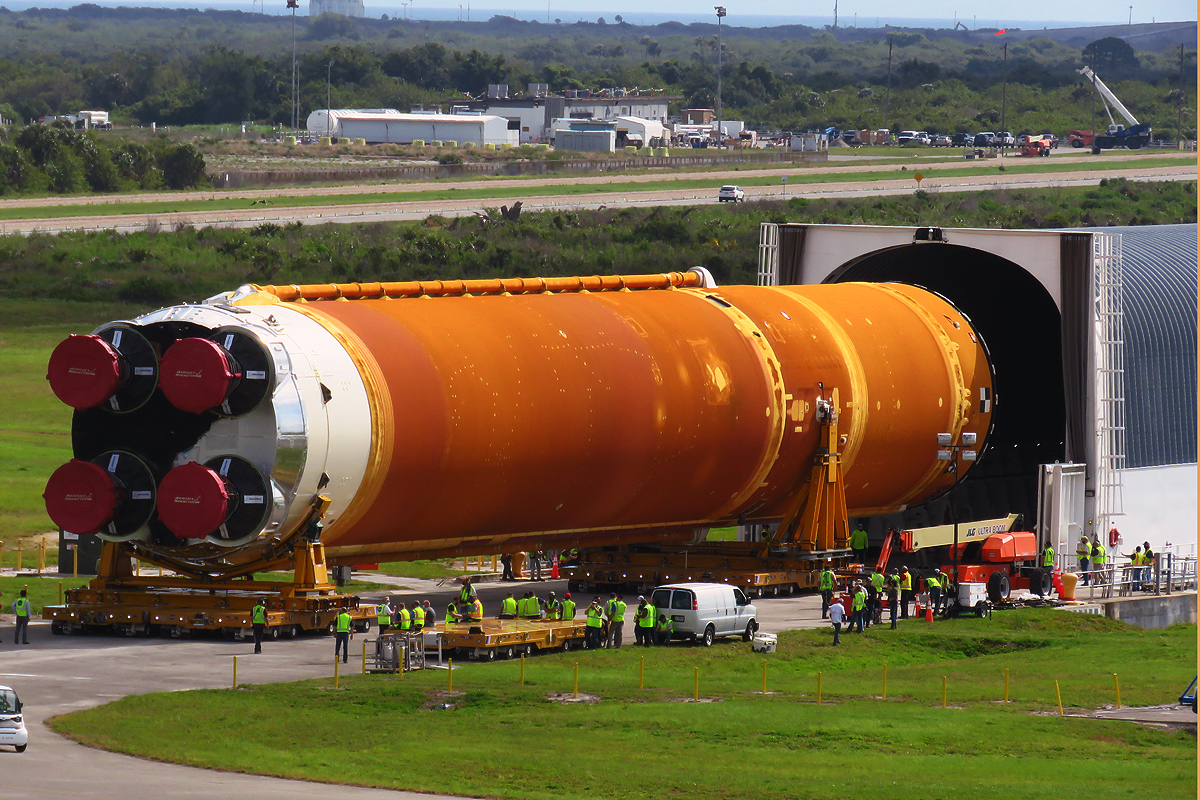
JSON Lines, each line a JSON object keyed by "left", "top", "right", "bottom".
{"left": 437, "top": 619, "right": 589, "bottom": 661}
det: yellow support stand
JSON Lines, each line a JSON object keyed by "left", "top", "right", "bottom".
{"left": 1055, "top": 680, "right": 1064, "bottom": 716}
{"left": 232, "top": 655, "right": 238, "bottom": 689}
{"left": 773, "top": 390, "right": 849, "bottom": 551}
{"left": 334, "top": 657, "right": 340, "bottom": 689}
{"left": 1113, "top": 674, "right": 1121, "bottom": 708}
{"left": 882, "top": 664, "right": 888, "bottom": 699}
{"left": 574, "top": 662, "right": 579, "bottom": 698}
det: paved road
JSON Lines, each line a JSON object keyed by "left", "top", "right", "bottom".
{"left": 1, "top": 163, "right": 1191, "bottom": 236}
{"left": 1, "top": 573, "right": 833, "bottom": 799}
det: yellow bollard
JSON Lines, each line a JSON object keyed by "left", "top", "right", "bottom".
{"left": 73, "top": 545, "right": 78, "bottom": 578}
{"left": 448, "top": 658, "right": 453, "bottom": 692}
{"left": 491, "top": 555, "right": 497, "bottom": 571}
{"left": 334, "top": 657, "right": 340, "bottom": 689}
{"left": 1113, "top": 674, "right": 1121, "bottom": 709}
{"left": 882, "top": 664, "right": 888, "bottom": 699}
{"left": 817, "top": 671, "right": 822, "bottom": 705}
{"left": 694, "top": 667, "right": 699, "bottom": 702}
{"left": 1004, "top": 668, "right": 1010, "bottom": 703}
{"left": 762, "top": 660, "right": 767, "bottom": 695}
{"left": 17, "top": 540, "right": 22, "bottom": 571}
{"left": 942, "top": 676, "right": 947, "bottom": 708}
{"left": 58, "top": 581, "right": 63, "bottom": 605}
{"left": 520, "top": 653, "right": 525, "bottom": 686}
{"left": 232, "top": 655, "right": 238, "bottom": 689}
{"left": 574, "top": 661, "right": 579, "bottom": 698}
{"left": 1055, "top": 680, "right": 1064, "bottom": 716}
{"left": 362, "top": 641, "right": 367, "bottom": 675}
{"left": 39, "top": 540, "right": 46, "bottom": 574}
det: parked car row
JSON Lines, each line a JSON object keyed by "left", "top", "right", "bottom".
{"left": 838, "top": 129, "right": 1060, "bottom": 149}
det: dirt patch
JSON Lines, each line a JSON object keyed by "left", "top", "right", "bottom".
{"left": 546, "top": 692, "right": 601, "bottom": 705}
{"left": 668, "top": 697, "right": 724, "bottom": 704}
{"left": 422, "top": 689, "right": 465, "bottom": 710}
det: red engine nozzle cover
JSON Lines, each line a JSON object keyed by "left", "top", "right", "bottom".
{"left": 156, "top": 462, "right": 231, "bottom": 540}
{"left": 159, "top": 338, "right": 239, "bottom": 414}
{"left": 47, "top": 334, "right": 123, "bottom": 409}
{"left": 44, "top": 459, "right": 119, "bottom": 534}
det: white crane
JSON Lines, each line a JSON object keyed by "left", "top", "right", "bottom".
{"left": 1075, "top": 66, "right": 1151, "bottom": 151}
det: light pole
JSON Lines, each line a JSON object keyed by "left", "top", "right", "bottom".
{"left": 326, "top": 60, "right": 334, "bottom": 138}
{"left": 714, "top": 6, "right": 725, "bottom": 147}
{"left": 1000, "top": 42, "right": 1008, "bottom": 148}
{"left": 287, "top": 0, "right": 299, "bottom": 131}
{"left": 936, "top": 431, "right": 978, "bottom": 602}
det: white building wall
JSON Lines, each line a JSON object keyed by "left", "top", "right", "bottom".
{"left": 309, "top": 0, "right": 364, "bottom": 16}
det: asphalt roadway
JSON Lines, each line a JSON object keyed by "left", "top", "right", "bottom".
{"left": 1, "top": 574, "right": 835, "bottom": 799}
{"left": 2, "top": 575, "right": 1192, "bottom": 797}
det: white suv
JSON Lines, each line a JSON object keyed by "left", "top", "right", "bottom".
{"left": 718, "top": 185, "right": 745, "bottom": 202}
{"left": 650, "top": 583, "right": 757, "bottom": 646}
{"left": 0, "top": 686, "right": 28, "bottom": 753}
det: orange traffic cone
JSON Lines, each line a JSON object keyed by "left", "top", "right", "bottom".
{"left": 925, "top": 605, "right": 934, "bottom": 622}
{"left": 1052, "top": 566, "right": 1064, "bottom": 596}
{"left": 915, "top": 596, "right": 923, "bottom": 617}
{"left": 551, "top": 553, "right": 560, "bottom": 580}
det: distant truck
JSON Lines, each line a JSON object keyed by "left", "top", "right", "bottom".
{"left": 37, "top": 111, "right": 112, "bottom": 130}
{"left": 1068, "top": 129, "right": 1095, "bottom": 148}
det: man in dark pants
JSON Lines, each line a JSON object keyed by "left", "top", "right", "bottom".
{"left": 849, "top": 522, "right": 869, "bottom": 565}
{"left": 500, "top": 554, "right": 515, "bottom": 581}
{"left": 251, "top": 599, "right": 267, "bottom": 654}
{"left": 828, "top": 597, "right": 845, "bottom": 645}
{"left": 899, "top": 566, "right": 913, "bottom": 619}
{"left": 887, "top": 574, "right": 900, "bottom": 629}
{"left": 13, "top": 589, "right": 31, "bottom": 645}
{"left": 819, "top": 563, "right": 835, "bottom": 619}
{"left": 334, "top": 609, "right": 352, "bottom": 663}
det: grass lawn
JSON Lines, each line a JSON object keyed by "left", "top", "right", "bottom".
{"left": 370, "top": 559, "right": 471, "bottom": 580}
{"left": 252, "top": 572, "right": 399, "bottom": 594}
{"left": 0, "top": 575, "right": 91, "bottom": 613}
{"left": 0, "top": 155, "right": 1185, "bottom": 222}
{"left": 48, "top": 611, "right": 1196, "bottom": 799}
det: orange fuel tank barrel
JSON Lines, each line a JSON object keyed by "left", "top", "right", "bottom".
{"left": 46, "top": 273, "right": 992, "bottom": 560}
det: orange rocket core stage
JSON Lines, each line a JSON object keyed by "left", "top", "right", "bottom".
{"left": 237, "top": 275, "right": 993, "bottom": 562}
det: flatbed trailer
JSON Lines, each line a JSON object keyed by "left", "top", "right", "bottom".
{"left": 563, "top": 542, "right": 854, "bottom": 598}
{"left": 43, "top": 581, "right": 378, "bottom": 640}
{"left": 437, "top": 618, "right": 589, "bottom": 660}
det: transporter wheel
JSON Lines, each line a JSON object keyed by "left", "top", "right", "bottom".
{"left": 769, "top": 585, "right": 780, "bottom": 598}
{"left": 784, "top": 584, "right": 795, "bottom": 596}
{"left": 986, "top": 572, "right": 1011, "bottom": 603}
{"left": 285, "top": 625, "right": 299, "bottom": 639}
{"left": 15, "top": 744, "right": 27, "bottom": 753}
{"left": 485, "top": 648, "right": 497, "bottom": 662}
{"left": 501, "top": 646, "right": 515, "bottom": 659}
{"left": 221, "top": 628, "right": 237, "bottom": 642}
{"left": 974, "top": 601, "right": 987, "bottom": 618}
{"left": 269, "top": 626, "right": 281, "bottom": 640}
{"left": 50, "top": 621, "right": 65, "bottom": 636}
{"left": 326, "top": 620, "right": 336, "bottom": 634}
{"left": 562, "top": 639, "right": 573, "bottom": 652}
{"left": 702, "top": 624, "right": 716, "bottom": 647}
{"left": 742, "top": 619, "right": 758, "bottom": 642}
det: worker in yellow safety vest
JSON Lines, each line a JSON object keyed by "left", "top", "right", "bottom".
{"left": 500, "top": 592, "right": 518, "bottom": 620}
{"left": 334, "top": 609, "right": 352, "bottom": 663}
{"left": 606, "top": 594, "right": 627, "bottom": 649}
{"left": 376, "top": 599, "right": 392, "bottom": 634}
{"left": 251, "top": 600, "right": 267, "bottom": 654}
{"left": 545, "top": 592, "right": 562, "bottom": 620}
{"left": 926, "top": 571, "right": 942, "bottom": 615}
{"left": 397, "top": 605, "right": 411, "bottom": 631}
{"left": 585, "top": 598, "right": 605, "bottom": 649}
{"left": 411, "top": 601, "right": 425, "bottom": 631}
{"left": 13, "top": 589, "right": 30, "bottom": 645}
{"left": 819, "top": 564, "right": 836, "bottom": 619}
{"left": 445, "top": 601, "right": 459, "bottom": 624}
{"left": 1091, "top": 537, "right": 1107, "bottom": 584}
{"left": 464, "top": 598, "right": 484, "bottom": 622}
{"left": 655, "top": 614, "right": 674, "bottom": 646}
{"left": 561, "top": 592, "right": 576, "bottom": 620}
{"left": 851, "top": 582, "right": 867, "bottom": 633}
{"left": 899, "top": 566, "right": 913, "bottom": 619}
{"left": 459, "top": 578, "right": 477, "bottom": 605}
{"left": 635, "top": 597, "right": 656, "bottom": 646}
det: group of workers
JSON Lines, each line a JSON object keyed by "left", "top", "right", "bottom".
{"left": 1075, "top": 534, "right": 1156, "bottom": 589}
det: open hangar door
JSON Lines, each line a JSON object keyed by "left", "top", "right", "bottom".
{"left": 758, "top": 223, "right": 1110, "bottom": 548}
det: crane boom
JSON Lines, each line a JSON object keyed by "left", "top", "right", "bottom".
{"left": 1076, "top": 66, "right": 1141, "bottom": 127}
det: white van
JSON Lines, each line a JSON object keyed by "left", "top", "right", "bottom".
{"left": 0, "top": 685, "right": 28, "bottom": 752}
{"left": 650, "top": 583, "right": 757, "bottom": 646}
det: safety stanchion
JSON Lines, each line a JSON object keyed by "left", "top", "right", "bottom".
{"left": 361, "top": 641, "right": 367, "bottom": 675}
{"left": 693, "top": 667, "right": 699, "bottom": 702}
{"left": 942, "top": 676, "right": 947, "bottom": 708}
{"left": 574, "top": 661, "right": 579, "bottom": 698}
{"left": 882, "top": 664, "right": 887, "bottom": 699}
{"left": 1054, "top": 680, "right": 1063, "bottom": 716}
{"left": 762, "top": 660, "right": 767, "bottom": 695}
{"left": 639, "top": 656, "right": 644, "bottom": 689}
{"left": 1113, "top": 674, "right": 1121, "bottom": 708}
{"left": 520, "top": 653, "right": 525, "bottom": 686}
{"left": 334, "top": 657, "right": 340, "bottom": 689}
{"left": 448, "top": 658, "right": 454, "bottom": 692}
{"left": 1004, "top": 668, "right": 1010, "bottom": 703}
{"left": 232, "top": 655, "right": 238, "bottom": 689}
{"left": 817, "top": 671, "right": 822, "bottom": 705}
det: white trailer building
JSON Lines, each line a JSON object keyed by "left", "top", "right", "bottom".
{"left": 305, "top": 109, "right": 516, "bottom": 146}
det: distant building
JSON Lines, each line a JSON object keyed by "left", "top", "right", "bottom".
{"left": 310, "top": 0, "right": 364, "bottom": 17}
{"left": 462, "top": 84, "right": 672, "bottom": 144}
{"left": 306, "top": 108, "right": 516, "bottom": 146}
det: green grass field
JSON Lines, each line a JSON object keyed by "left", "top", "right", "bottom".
{"left": 0, "top": 575, "right": 91, "bottom": 613}
{"left": 48, "top": 611, "right": 1196, "bottom": 799}
{"left": 0, "top": 154, "right": 1185, "bottom": 222}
